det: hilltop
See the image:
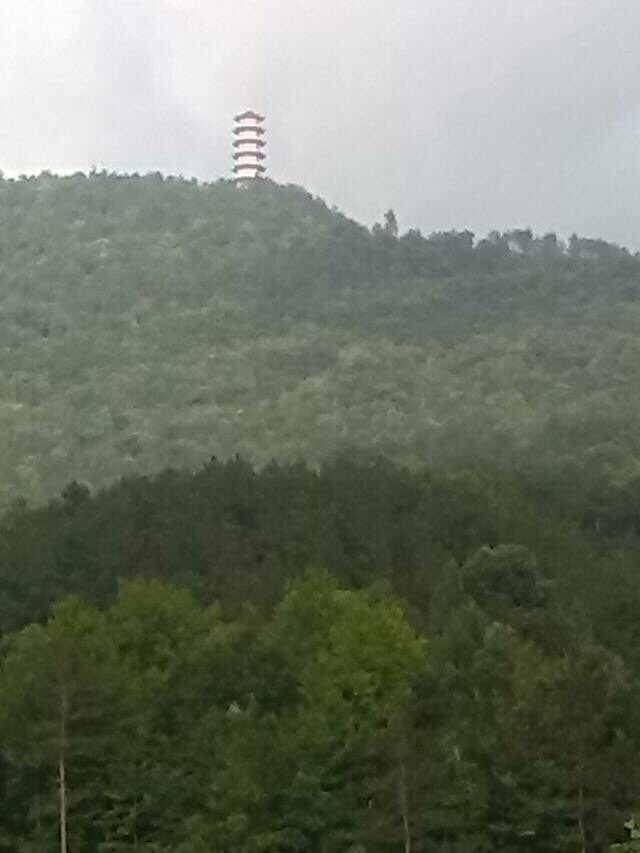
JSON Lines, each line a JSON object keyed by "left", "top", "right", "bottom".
{"left": 2, "top": 171, "right": 640, "bottom": 505}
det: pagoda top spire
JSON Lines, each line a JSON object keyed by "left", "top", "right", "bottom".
{"left": 234, "top": 109, "right": 265, "bottom": 122}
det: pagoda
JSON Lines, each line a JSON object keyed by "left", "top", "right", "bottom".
{"left": 232, "top": 109, "right": 266, "bottom": 182}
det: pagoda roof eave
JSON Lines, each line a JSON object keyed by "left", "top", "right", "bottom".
{"left": 234, "top": 110, "right": 265, "bottom": 121}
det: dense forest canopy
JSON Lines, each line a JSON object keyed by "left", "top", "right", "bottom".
{"left": 3, "top": 173, "right": 640, "bottom": 850}
{"left": 1, "top": 457, "right": 640, "bottom": 851}
{"left": 2, "top": 171, "right": 640, "bottom": 506}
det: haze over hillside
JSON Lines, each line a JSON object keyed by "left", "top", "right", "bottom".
{"left": 2, "top": 171, "right": 640, "bottom": 506}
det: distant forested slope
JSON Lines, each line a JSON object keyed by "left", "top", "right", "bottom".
{"left": 2, "top": 171, "right": 640, "bottom": 505}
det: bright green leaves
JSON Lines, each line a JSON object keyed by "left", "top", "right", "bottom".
{"left": 0, "top": 581, "right": 235, "bottom": 852}
{"left": 611, "top": 817, "right": 640, "bottom": 851}
{"left": 0, "top": 558, "right": 638, "bottom": 851}
{"left": 0, "top": 573, "right": 430, "bottom": 852}
{"left": 199, "top": 571, "right": 427, "bottom": 853}
{"left": 0, "top": 597, "right": 126, "bottom": 851}
{"left": 271, "top": 571, "right": 425, "bottom": 718}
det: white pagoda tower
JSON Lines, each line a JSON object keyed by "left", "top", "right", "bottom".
{"left": 232, "top": 110, "right": 266, "bottom": 182}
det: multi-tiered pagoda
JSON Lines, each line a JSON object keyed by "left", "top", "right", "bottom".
{"left": 232, "top": 110, "right": 266, "bottom": 182}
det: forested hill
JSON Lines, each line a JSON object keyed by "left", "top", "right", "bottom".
{"left": 4, "top": 173, "right": 640, "bottom": 849}
{"left": 2, "top": 171, "right": 640, "bottom": 505}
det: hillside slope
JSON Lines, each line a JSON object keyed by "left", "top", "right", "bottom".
{"left": 2, "top": 172, "right": 640, "bottom": 504}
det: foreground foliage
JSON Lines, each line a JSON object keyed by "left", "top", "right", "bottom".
{"left": 0, "top": 458, "right": 640, "bottom": 850}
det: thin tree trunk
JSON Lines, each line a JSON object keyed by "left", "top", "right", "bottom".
{"left": 577, "top": 780, "right": 587, "bottom": 853}
{"left": 35, "top": 793, "right": 42, "bottom": 836}
{"left": 398, "top": 755, "right": 412, "bottom": 853}
{"left": 59, "top": 751, "right": 67, "bottom": 853}
{"left": 59, "top": 695, "right": 68, "bottom": 853}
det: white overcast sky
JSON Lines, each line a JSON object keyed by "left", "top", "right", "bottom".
{"left": 2, "top": 0, "right": 640, "bottom": 246}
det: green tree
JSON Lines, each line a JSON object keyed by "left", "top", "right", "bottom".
{"left": 0, "top": 597, "right": 124, "bottom": 852}
{"left": 549, "top": 646, "right": 639, "bottom": 852}
{"left": 204, "top": 571, "right": 426, "bottom": 853}
{"left": 383, "top": 209, "right": 399, "bottom": 238}
{"left": 98, "top": 579, "right": 233, "bottom": 851}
